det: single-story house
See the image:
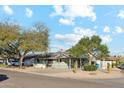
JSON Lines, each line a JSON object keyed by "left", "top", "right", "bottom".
{"left": 96, "top": 56, "right": 124, "bottom": 69}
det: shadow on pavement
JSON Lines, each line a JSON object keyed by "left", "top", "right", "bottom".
{"left": 0, "top": 74, "right": 9, "bottom": 82}
{"left": 99, "top": 69, "right": 109, "bottom": 73}
{"left": 120, "top": 70, "right": 124, "bottom": 74}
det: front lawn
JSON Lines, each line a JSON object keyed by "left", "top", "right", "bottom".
{"left": 0, "top": 64, "right": 6, "bottom": 67}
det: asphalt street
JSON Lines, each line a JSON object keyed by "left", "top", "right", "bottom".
{"left": 0, "top": 69, "right": 124, "bottom": 88}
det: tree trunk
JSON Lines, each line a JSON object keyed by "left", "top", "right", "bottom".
{"left": 19, "top": 50, "right": 29, "bottom": 68}
{"left": 5, "top": 58, "right": 9, "bottom": 65}
{"left": 89, "top": 56, "right": 92, "bottom": 65}
{"left": 75, "top": 60, "right": 78, "bottom": 69}
{"left": 88, "top": 53, "right": 92, "bottom": 65}
{"left": 19, "top": 55, "right": 24, "bottom": 68}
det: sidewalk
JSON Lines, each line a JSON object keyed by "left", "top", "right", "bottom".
{"left": 0, "top": 67, "right": 124, "bottom": 80}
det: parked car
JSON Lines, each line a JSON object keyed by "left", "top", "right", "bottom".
{"left": 11, "top": 61, "right": 20, "bottom": 66}
{"left": 118, "top": 63, "right": 124, "bottom": 69}
{"left": 23, "top": 60, "right": 34, "bottom": 66}
{"left": 0, "top": 62, "right": 3, "bottom": 64}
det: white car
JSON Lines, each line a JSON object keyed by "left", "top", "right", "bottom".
{"left": 11, "top": 61, "right": 20, "bottom": 66}
{"left": 118, "top": 63, "right": 124, "bottom": 69}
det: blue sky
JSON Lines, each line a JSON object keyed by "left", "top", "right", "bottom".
{"left": 0, "top": 5, "right": 124, "bottom": 55}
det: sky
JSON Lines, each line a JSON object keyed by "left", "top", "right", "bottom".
{"left": 0, "top": 5, "right": 124, "bottom": 55}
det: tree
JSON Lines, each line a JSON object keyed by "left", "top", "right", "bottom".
{"left": 17, "top": 22, "right": 49, "bottom": 67}
{"left": 0, "top": 20, "right": 20, "bottom": 62}
{"left": 98, "top": 44, "right": 109, "bottom": 60}
{"left": 0, "top": 20, "right": 49, "bottom": 67}
{"left": 68, "top": 35, "right": 109, "bottom": 65}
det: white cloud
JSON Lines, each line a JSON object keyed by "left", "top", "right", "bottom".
{"left": 55, "top": 27, "right": 96, "bottom": 45}
{"left": 55, "top": 34, "right": 78, "bottom": 45}
{"left": 25, "top": 8, "right": 33, "bottom": 18}
{"left": 50, "top": 5, "right": 63, "bottom": 16}
{"left": 103, "top": 25, "right": 110, "bottom": 33}
{"left": 59, "top": 18, "right": 74, "bottom": 25}
{"left": 115, "top": 26, "right": 124, "bottom": 33}
{"left": 93, "top": 25, "right": 98, "bottom": 29}
{"left": 74, "top": 27, "right": 96, "bottom": 36}
{"left": 101, "top": 35, "right": 112, "bottom": 44}
{"left": 3, "top": 5, "right": 13, "bottom": 15}
{"left": 117, "top": 10, "right": 124, "bottom": 19}
{"left": 51, "top": 5, "right": 96, "bottom": 25}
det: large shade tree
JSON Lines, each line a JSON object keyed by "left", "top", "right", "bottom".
{"left": 0, "top": 20, "right": 20, "bottom": 62}
{"left": 68, "top": 35, "right": 109, "bottom": 64}
{"left": 0, "top": 20, "right": 49, "bottom": 67}
{"left": 18, "top": 22, "right": 49, "bottom": 67}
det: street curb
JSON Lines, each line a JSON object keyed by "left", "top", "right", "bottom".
{"left": 0, "top": 68, "right": 56, "bottom": 77}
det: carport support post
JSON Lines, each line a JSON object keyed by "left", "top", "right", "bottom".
{"left": 45, "top": 59, "right": 47, "bottom": 65}
{"left": 75, "top": 60, "right": 78, "bottom": 69}
{"left": 80, "top": 58, "right": 82, "bottom": 69}
{"left": 69, "top": 58, "right": 71, "bottom": 69}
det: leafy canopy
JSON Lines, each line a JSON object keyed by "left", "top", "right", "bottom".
{"left": 68, "top": 35, "right": 109, "bottom": 60}
{"left": 0, "top": 20, "right": 49, "bottom": 60}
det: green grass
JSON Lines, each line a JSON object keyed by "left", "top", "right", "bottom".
{"left": 0, "top": 64, "right": 6, "bottom": 67}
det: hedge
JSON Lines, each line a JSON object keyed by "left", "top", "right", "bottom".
{"left": 84, "top": 64, "right": 97, "bottom": 71}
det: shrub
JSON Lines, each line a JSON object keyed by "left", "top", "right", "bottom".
{"left": 72, "top": 62, "right": 78, "bottom": 73}
{"left": 115, "top": 61, "right": 124, "bottom": 67}
{"left": 84, "top": 64, "right": 97, "bottom": 71}
{"left": 112, "top": 63, "right": 116, "bottom": 68}
{"left": 107, "top": 63, "right": 110, "bottom": 72}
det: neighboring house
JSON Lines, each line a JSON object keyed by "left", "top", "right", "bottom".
{"left": 96, "top": 56, "right": 124, "bottom": 69}
{"left": 96, "top": 60, "right": 115, "bottom": 69}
